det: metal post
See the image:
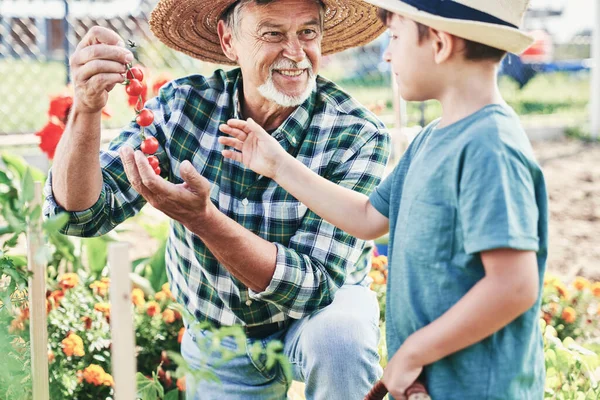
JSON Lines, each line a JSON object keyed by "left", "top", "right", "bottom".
{"left": 592, "top": 0, "right": 600, "bottom": 138}
{"left": 63, "top": 0, "right": 71, "bottom": 84}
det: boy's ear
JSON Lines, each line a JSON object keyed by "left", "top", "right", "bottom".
{"left": 218, "top": 20, "right": 238, "bottom": 63}
{"left": 429, "top": 28, "right": 454, "bottom": 64}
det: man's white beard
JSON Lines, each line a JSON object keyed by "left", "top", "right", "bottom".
{"left": 257, "top": 58, "right": 317, "bottom": 108}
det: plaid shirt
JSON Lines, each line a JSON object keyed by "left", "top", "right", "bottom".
{"left": 44, "top": 68, "right": 390, "bottom": 327}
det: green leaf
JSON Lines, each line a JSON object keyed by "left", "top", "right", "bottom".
{"left": 42, "top": 213, "right": 70, "bottom": 234}
{"left": 1, "top": 153, "right": 46, "bottom": 182}
{"left": 28, "top": 205, "right": 41, "bottom": 224}
{"left": 82, "top": 237, "right": 108, "bottom": 277}
{"left": 20, "top": 168, "right": 34, "bottom": 205}
{"left": 164, "top": 389, "right": 179, "bottom": 400}
{"left": 136, "top": 372, "right": 160, "bottom": 400}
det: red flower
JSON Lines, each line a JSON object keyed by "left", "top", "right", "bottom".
{"left": 36, "top": 119, "right": 65, "bottom": 159}
{"left": 48, "top": 94, "right": 73, "bottom": 123}
{"left": 151, "top": 73, "right": 172, "bottom": 97}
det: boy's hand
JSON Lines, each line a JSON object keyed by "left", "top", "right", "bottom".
{"left": 219, "top": 118, "right": 288, "bottom": 179}
{"left": 382, "top": 347, "right": 424, "bottom": 400}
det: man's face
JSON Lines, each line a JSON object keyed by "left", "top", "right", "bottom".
{"left": 230, "top": 0, "right": 323, "bottom": 107}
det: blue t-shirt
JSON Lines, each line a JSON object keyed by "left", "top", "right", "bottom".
{"left": 370, "top": 104, "right": 547, "bottom": 399}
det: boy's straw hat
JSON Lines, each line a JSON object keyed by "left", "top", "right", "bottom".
{"left": 364, "top": 0, "right": 535, "bottom": 54}
{"left": 149, "top": 0, "right": 386, "bottom": 65}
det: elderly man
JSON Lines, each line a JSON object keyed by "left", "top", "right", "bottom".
{"left": 44, "top": 0, "right": 389, "bottom": 398}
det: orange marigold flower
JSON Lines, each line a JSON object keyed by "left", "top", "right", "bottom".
{"left": 46, "top": 299, "right": 52, "bottom": 314}
{"left": 94, "top": 303, "right": 111, "bottom": 317}
{"left": 82, "top": 364, "right": 107, "bottom": 386}
{"left": 592, "top": 282, "right": 600, "bottom": 298}
{"left": 81, "top": 316, "right": 93, "bottom": 330}
{"left": 561, "top": 306, "right": 577, "bottom": 324}
{"left": 162, "top": 283, "right": 173, "bottom": 299}
{"left": 573, "top": 277, "right": 591, "bottom": 291}
{"left": 61, "top": 332, "right": 85, "bottom": 357}
{"left": 48, "top": 350, "right": 55, "bottom": 363}
{"left": 554, "top": 281, "right": 569, "bottom": 299}
{"left": 58, "top": 273, "right": 79, "bottom": 290}
{"left": 146, "top": 301, "right": 161, "bottom": 317}
{"left": 100, "top": 277, "right": 111, "bottom": 285}
{"left": 177, "top": 376, "right": 186, "bottom": 392}
{"left": 90, "top": 281, "right": 109, "bottom": 297}
{"left": 132, "top": 288, "right": 146, "bottom": 307}
{"left": 178, "top": 327, "right": 185, "bottom": 344}
{"left": 155, "top": 291, "right": 168, "bottom": 302}
{"left": 103, "top": 373, "right": 114, "bottom": 387}
{"left": 76, "top": 370, "right": 84, "bottom": 384}
{"left": 162, "top": 309, "right": 176, "bottom": 324}
{"left": 51, "top": 290, "right": 65, "bottom": 305}
{"left": 368, "top": 270, "right": 386, "bottom": 285}
{"left": 9, "top": 318, "right": 25, "bottom": 333}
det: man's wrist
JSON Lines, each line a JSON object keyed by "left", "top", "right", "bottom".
{"left": 185, "top": 201, "right": 221, "bottom": 237}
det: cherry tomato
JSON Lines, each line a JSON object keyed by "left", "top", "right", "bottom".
{"left": 136, "top": 109, "right": 154, "bottom": 127}
{"left": 126, "top": 67, "right": 144, "bottom": 82}
{"left": 141, "top": 137, "right": 159, "bottom": 155}
{"left": 153, "top": 166, "right": 161, "bottom": 175}
{"left": 147, "top": 155, "right": 159, "bottom": 169}
{"left": 126, "top": 79, "right": 144, "bottom": 96}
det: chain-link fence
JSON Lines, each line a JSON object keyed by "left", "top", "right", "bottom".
{"left": 0, "top": 0, "right": 594, "bottom": 139}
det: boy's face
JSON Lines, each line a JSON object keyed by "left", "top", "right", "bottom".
{"left": 383, "top": 14, "right": 437, "bottom": 102}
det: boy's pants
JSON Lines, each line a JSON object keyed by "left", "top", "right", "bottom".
{"left": 181, "top": 284, "right": 382, "bottom": 400}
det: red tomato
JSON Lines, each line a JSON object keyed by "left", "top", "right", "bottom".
{"left": 125, "top": 79, "right": 144, "bottom": 96}
{"left": 136, "top": 109, "right": 154, "bottom": 127}
{"left": 141, "top": 137, "right": 159, "bottom": 155}
{"left": 147, "top": 155, "right": 159, "bottom": 169}
{"left": 126, "top": 67, "right": 144, "bottom": 82}
{"left": 153, "top": 166, "right": 161, "bottom": 175}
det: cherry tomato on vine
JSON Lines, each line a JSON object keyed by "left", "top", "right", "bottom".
{"left": 126, "top": 79, "right": 144, "bottom": 96}
{"left": 147, "top": 155, "right": 159, "bottom": 169}
{"left": 136, "top": 109, "right": 154, "bottom": 127}
{"left": 126, "top": 67, "right": 144, "bottom": 82}
{"left": 153, "top": 166, "right": 161, "bottom": 175}
{"left": 141, "top": 137, "right": 159, "bottom": 155}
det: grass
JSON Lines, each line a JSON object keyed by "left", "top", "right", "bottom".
{"left": 0, "top": 59, "right": 591, "bottom": 135}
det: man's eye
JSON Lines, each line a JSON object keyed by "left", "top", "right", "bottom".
{"left": 262, "top": 31, "right": 283, "bottom": 42}
{"left": 300, "top": 29, "right": 318, "bottom": 39}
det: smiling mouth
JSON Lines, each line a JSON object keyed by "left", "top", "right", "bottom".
{"left": 274, "top": 69, "right": 306, "bottom": 77}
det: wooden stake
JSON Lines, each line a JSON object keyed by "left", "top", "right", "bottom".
{"left": 109, "top": 242, "right": 137, "bottom": 400}
{"left": 27, "top": 181, "right": 49, "bottom": 400}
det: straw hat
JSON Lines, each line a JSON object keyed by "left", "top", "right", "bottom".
{"left": 364, "top": 0, "right": 535, "bottom": 54}
{"left": 149, "top": 0, "right": 386, "bottom": 65}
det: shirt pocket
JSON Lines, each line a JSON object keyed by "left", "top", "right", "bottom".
{"left": 403, "top": 200, "right": 456, "bottom": 265}
{"left": 261, "top": 201, "right": 308, "bottom": 244}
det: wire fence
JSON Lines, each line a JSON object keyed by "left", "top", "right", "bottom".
{"left": 0, "top": 0, "right": 593, "bottom": 138}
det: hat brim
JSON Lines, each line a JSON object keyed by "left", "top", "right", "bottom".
{"left": 149, "top": 0, "right": 387, "bottom": 65}
{"left": 364, "top": 0, "right": 535, "bottom": 54}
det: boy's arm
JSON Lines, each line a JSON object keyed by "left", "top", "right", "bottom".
{"left": 220, "top": 118, "right": 389, "bottom": 240}
{"left": 382, "top": 249, "right": 539, "bottom": 395}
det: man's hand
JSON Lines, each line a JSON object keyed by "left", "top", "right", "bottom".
{"left": 381, "top": 346, "right": 424, "bottom": 400}
{"left": 218, "top": 118, "right": 289, "bottom": 179}
{"left": 70, "top": 26, "right": 133, "bottom": 115}
{"left": 118, "top": 147, "right": 215, "bottom": 230}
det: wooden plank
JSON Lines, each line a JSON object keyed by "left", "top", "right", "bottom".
{"left": 592, "top": 1, "right": 600, "bottom": 139}
{"left": 27, "top": 181, "right": 49, "bottom": 400}
{"left": 108, "top": 242, "right": 137, "bottom": 400}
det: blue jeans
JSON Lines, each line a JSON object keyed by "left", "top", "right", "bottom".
{"left": 181, "top": 285, "right": 382, "bottom": 400}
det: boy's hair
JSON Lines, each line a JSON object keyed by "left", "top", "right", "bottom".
{"left": 377, "top": 8, "right": 507, "bottom": 62}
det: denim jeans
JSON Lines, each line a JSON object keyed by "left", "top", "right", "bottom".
{"left": 180, "top": 284, "right": 382, "bottom": 400}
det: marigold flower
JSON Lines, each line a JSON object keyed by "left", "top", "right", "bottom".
{"left": 51, "top": 290, "right": 65, "bottom": 305}
{"left": 547, "top": 302, "right": 559, "bottom": 315}
{"left": 162, "top": 309, "right": 176, "bottom": 324}
{"left": 94, "top": 303, "right": 111, "bottom": 317}
{"left": 48, "top": 350, "right": 55, "bottom": 363}
{"left": 82, "top": 364, "right": 107, "bottom": 386}
{"left": 573, "top": 276, "right": 591, "bottom": 291}
{"left": 58, "top": 273, "right": 79, "bottom": 290}
{"left": 103, "top": 373, "right": 114, "bottom": 387}
{"left": 561, "top": 307, "right": 577, "bottom": 324}
{"left": 100, "top": 277, "right": 111, "bottom": 285}
{"left": 61, "top": 332, "right": 85, "bottom": 357}
{"left": 368, "top": 270, "right": 386, "bottom": 285}
{"left": 177, "top": 376, "right": 186, "bottom": 392}
{"left": 90, "top": 281, "right": 109, "bottom": 297}
{"left": 155, "top": 291, "right": 168, "bottom": 302}
{"left": 554, "top": 281, "right": 569, "bottom": 299}
{"left": 162, "top": 283, "right": 173, "bottom": 299}
{"left": 592, "top": 282, "right": 600, "bottom": 298}
{"left": 178, "top": 327, "right": 185, "bottom": 344}
{"left": 146, "top": 301, "right": 161, "bottom": 317}
{"left": 132, "top": 288, "right": 146, "bottom": 306}
{"left": 9, "top": 318, "right": 25, "bottom": 333}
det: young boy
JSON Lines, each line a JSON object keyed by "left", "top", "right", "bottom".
{"left": 218, "top": 0, "right": 548, "bottom": 398}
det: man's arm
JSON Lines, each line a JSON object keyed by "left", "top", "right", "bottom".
{"left": 382, "top": 249, "right": 539, "bottom": 395}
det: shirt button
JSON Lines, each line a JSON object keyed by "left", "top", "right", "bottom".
{"left": 291, "top": 137, "right": 297, "bottom": 145}
{"left": 245, "top": 299, "right": 253, "bottom": 306}
{"left": 242, "top": 198, "right": 249, "bottom": 206}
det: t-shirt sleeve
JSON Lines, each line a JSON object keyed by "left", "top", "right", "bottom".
{"left": 369, "top": 169, "right": 393, "bottom": 218}
{"left": 459, "top": 139, "right": 540, "bottom": 255}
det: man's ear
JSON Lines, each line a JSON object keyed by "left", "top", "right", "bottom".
{"left": 429, "top": 28, "right": 454, "bottom": 64}
{"left": 218, "top": 20, "right": 238, "bottom": 63}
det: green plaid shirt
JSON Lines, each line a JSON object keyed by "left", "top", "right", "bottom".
{"left": 44, "top": 68, "right": 390, "bottom": 327}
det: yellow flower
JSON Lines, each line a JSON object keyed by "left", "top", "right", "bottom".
{"left": 155, "top": 291, "right": 168, "bottom": 302}
{"left": 61, "top": 332, "right": 85, "bottom": 357}
{"left": 368, "top": 270, "right": 386, "bottom": 285}
{"left": 131, "top": 288, "right": 146, "bottom": 307}
{"left": 100, "top": 277, "right": 110, "bottom": 285}
{"left": 58, "top": 273, "right": 79, "bottom": 290}
{"left": 592, "top": 282, "right": 600, "bottom": 298}
{"left": 162, "top": 283, "right": 173, "bottom": 299}
{"left": 89, "top": 281, "right": 109, "bottom": 297}
{"left": 572, "top": 277, "right": 591, "bottom": 291}
{"left": 146, "top": 301, "right": 161, "bottom": 317}
{"left": 82, "top": 364, "right": 107, "bottom": 386}
{"left": 554, "top": 281, "right": 569, "bottom": 299}
{"left": 561, "top": 307, "right": 577, "bottom": 324}
{"left": 162, "top": 309, "right": 176, "bottom": 324}
{"left": 103, "top": 373, "right": 114, "bottom": 387}
{"left": 94, "top": 303, "right": 111, "bottom": 317}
